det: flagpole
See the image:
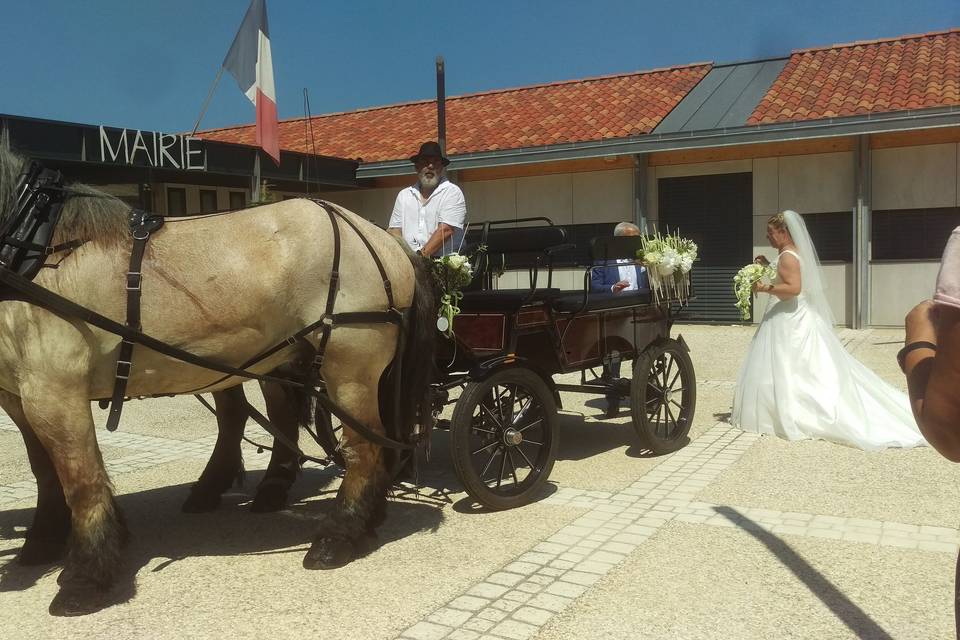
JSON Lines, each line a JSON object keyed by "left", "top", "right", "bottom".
{"left": 192, "top": 66, "right": 225, "bottom": 136}
{"left": 252, "top": 149, "right": 262, "bottom": 202}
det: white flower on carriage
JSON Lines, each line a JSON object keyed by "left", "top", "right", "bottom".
{"left": 657, "top": 247, "right": 679, "bottom": 276}
{"left": 678, "top": 254, "right": 694, "bottom": 274}
{"left": 643, "top": 250, "right": 662, "bottom": 266}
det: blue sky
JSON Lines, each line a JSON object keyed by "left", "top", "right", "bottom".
{"left": 1, "top": 0, "right": 958, "bottom": 133}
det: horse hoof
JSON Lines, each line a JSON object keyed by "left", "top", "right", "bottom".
{"left": 302, "top": 537, "right": 355, "bottom": 570}
{"left": 250, "top": 483, "right": 289, "bottom": 513}
{"left": 17, "top": 538, "right": 66, "bottom": 566}
{"left": 48, "top": 584, "right": 109, "bottom": 617}
{"left": 181, "top": 490, "right": 222, "bottom": 513}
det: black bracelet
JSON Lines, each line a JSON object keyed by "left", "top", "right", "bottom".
{"left": 897, "top": 341, "right": 937, "bottom": 372}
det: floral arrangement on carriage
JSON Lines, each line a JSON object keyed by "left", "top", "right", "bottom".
{"left": 733, "top": 263, "right": 776, "bottom": 320}
{"left": 636, "top": 231, "right": 698, "bottom": 303}
{"left": 432, "top": 251, "right": 475, "bottom": 336}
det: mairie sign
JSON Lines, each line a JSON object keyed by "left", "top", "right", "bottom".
{"left": 98, "top": 126, "right": 205, "bottom": 170}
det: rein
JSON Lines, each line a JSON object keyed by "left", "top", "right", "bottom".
{"left": 0, "top": 171, "right": 417, "bottom": 452}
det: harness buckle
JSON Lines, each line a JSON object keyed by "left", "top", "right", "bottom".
{"left": 321, "top": 316, "right": 334, "bottom": 327}
{"left": 313, "top": 353, "right": 324, "bottom": 368}
{"left": 132, "top": 228, "right": 150, "bottom": 241}
{"left": 115, "top": 359, "right": 132, "bottom": 380}
{"left": 285, "top": 336, "right": 298, "bottom": 346}
{"left": 126, "top": 271, "right": 142, "bottom": 291}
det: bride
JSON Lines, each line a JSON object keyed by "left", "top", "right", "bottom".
{"left": 732, "top": 210, "right": 926, "bottom": 450}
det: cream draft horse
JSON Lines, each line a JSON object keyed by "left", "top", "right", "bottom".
{"left": 0, "top": 143, "right": 435, "bottom": 615}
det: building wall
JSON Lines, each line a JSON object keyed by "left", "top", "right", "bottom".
{"left": 868, "top": 142, "right": 958, "bottom": 325}
{"left": 316, "top": 137, "right": 956, "bottom": 327}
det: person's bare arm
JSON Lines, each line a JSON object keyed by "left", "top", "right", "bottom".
{"left": 907, "top": 303, "right": 960, "bottom": 460}
{"left": 420, "top": 223, "right": 455, "bottom": 257}
{"left": 754, "top": 252, "right": 801, "bottom": 299}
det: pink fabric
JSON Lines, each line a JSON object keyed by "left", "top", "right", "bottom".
{"left": 934, "top": 226, "right": 960, "bottom": 309}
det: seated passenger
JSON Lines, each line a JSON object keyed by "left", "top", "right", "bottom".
{"left": 592, "top": 221, "right": 649, "bottom": 417}
{"left": 590, "top": 222, "right": 649, "bottom": 295}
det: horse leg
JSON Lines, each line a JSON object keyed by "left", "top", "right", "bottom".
{"left": 21, "top": 387, "right": 127, "bottom": 616}
{"left": 302, "top": 347, "right": 394, "bottom": 570}
{"left": 0, "top": 391, "right": 71, "bottom": 565}
{"left": 250, "top": 381, "right": 301, "bottom": 513}
{"left": 182, "top": 386, "right": 247, "bottom": 513}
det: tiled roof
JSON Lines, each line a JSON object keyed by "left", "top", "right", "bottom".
{"left": 748, "top": 29, "right": 960, "bottom": 124}
{"left": 198, "top": 64, "right": 711, "bottom": 162}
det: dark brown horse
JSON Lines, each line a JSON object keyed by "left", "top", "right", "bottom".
{"left": 0, "top": 142, "right": 435, "bottom": 615}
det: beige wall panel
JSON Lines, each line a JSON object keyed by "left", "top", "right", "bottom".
{"left": 645, "top": 171, "right": 658, "bottom": 228}
{"left": 571, "top": 169, "right": 632, "bottom": 224}
{"left": 870, "top": 262, "right": 942, "bottom": 326}
{"left": 752, "top": 157, "right": 779, "bottom": 216}
{"left": 777, "top": 151, "right": 853, "bottom": 213}
{"left": 752, "top": 215, "right": 777, "bottom": 266}
{"left": 821, "top": 263, "right": 852, "bottom": 327}
{"left": 516, "top": 174, "right": 574, "bottom": 225}
{"left": 871, "top": 143, "right": 957, "bottom": 210}
{"left": 495, "top": 271, "right": 520, "bottom": 290}
{"left": 462, "top": 178, "right": 517, "bottom": 224}
{"left": 654, "top": 159, "right": 752, "bottom": 179}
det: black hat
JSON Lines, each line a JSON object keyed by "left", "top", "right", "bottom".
{"left": 409, "top": 141, "right": 450, "bottom": 166}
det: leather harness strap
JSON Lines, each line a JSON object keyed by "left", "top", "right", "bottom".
{"left": 105, "top": 211, "right": 164, "bottom": 432}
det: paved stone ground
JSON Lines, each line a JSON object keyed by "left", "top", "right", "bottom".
{"left": 0, "top": 325, "right": 955, "bottom": 639}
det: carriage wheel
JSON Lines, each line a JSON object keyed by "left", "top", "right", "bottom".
{"left": 630, "top": 338, "right": 696, "bottom": 454}
{"left": 313, "top": 405, "right": 345, "bottom": 468}
{"left": 450, "top": 368, "right": 558, "bottom": 511}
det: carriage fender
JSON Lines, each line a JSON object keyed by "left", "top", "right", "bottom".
{"left": 468, "top": 356, "right": 563, "bottom": 410}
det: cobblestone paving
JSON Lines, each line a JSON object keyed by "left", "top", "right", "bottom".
{"left": 0, "top": 326, "right": 951, "bottom": 638}
{"left": 395, "top": 419, "right": 959, "bottom": 640}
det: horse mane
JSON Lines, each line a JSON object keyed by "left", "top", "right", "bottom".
{"left": 0, "top": 136, "right": 132, "bottom": 247}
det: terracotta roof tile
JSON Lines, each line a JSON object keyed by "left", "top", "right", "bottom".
{"left": 748, "top": 29, "right": 960, "bottom": 124}
{"left": 198, "top": 64, "right": 711, "bottom": 162}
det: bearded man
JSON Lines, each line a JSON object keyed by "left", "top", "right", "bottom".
{"left": 388, "top": 141, "right": 466, "bottom": 257}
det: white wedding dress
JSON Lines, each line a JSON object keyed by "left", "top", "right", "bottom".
{"left": 732, "top": 214, "right": 926, "bottom": 451}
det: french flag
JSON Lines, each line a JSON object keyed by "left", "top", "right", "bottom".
{"left": 223, "top": 0, "right": 280, "bottom": 165}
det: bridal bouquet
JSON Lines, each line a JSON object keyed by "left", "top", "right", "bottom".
{"left": 636, "top": 231, "right": 698, "bottom": 303}
{"left": 733, "top": 263, "right": 776, "bottom": 320}
{"left": 432, "top": 252, "right": 474, "bottom": 336}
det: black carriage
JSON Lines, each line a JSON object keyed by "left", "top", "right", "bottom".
{"left": 426, "top": 218, "right": 697, "bottom": 510}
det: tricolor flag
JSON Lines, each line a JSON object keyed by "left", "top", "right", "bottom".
{"left": 223, "top": 0, "right": 280, "bottom": 164}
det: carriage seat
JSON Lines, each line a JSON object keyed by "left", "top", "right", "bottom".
{"left": 459, "top": 288, "right": 562, "bottom": 313}
{"left": 550, "top": 289, "right": 652, "bottom": 314}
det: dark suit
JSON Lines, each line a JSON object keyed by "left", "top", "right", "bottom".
{"left": 590, "top": 260, "right": 650, "bottom": 412}
{"left": 591, "top": 260, "right": 649, "bottom": 293}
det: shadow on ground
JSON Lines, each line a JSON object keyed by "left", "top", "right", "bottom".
{"left": 0, "top": 464, "right": 444, "bottom": 611}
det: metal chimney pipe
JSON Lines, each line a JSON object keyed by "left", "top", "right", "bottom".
{"left": 436, "top": 56, "right": 446, "bottom": 155}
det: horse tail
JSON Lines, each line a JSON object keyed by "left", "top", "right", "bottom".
{"left": 381, "top": 250, "right": 437, "bottom": 447}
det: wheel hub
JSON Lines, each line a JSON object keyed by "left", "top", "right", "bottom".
{"left": 502, "top": 428, "right": 523, "bottom": 446}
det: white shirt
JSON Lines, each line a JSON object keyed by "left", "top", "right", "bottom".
{"left": 615, "top": 259, "right": 639, "bottom": 292}
{"left": 388, "top": 179, "right": 466, "bottom": 256}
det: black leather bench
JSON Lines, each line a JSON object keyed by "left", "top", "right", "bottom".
{"left": 550, "top": 289, "right": 653, "bottom": 313}
{"left": 459, "top": 288, "right": 562, "bottom": 313}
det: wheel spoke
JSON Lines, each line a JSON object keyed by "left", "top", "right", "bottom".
{"left": 479, "top": 446, "right": 501, "bottom": 479}
{"left": 496, "top": 448, "right": 507, "bottom": 489}
{"left": 472, "top": 440, "right": 499, "bottom": 456}
{"left": 514, "top": 443, "right": 537, "bottom": 469}
{"left": 669, "top": 398, "right": 684, "bottom": 412}
{"left": 667, "top": 366, "right": 682, "bottom": 391}
{"left": 479, "top": 402, "right": 504, "bottom": 429}
{"left": 512, "top": 396, "right": 533, "bottom": 426}
{"left": 506, "top": 448, "right": 519, "bottom": 485}
{"left": 517, "top": 418, "right": 543, "bottom": 433}
{"left": 664, "top": 402, "right": 678, "bottom": 437}
{"left": 661, "top": 355, "right": 675, "bottom": 391}
{"left": 521, "top": 439, "right": 544, "bottom": 446}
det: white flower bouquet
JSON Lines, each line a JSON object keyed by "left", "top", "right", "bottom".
{"left": 733, "top": 263, "right": 776, "bottom": 320}
{"left": 636, "top": 231, "right": 698, "bottom": 303}
{"left": 432, "top": 252, "right": 474, "bottom": 336}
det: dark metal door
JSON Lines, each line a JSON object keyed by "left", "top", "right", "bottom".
{"left": 658, "top": 172, "right": 753, "bottom": 322}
